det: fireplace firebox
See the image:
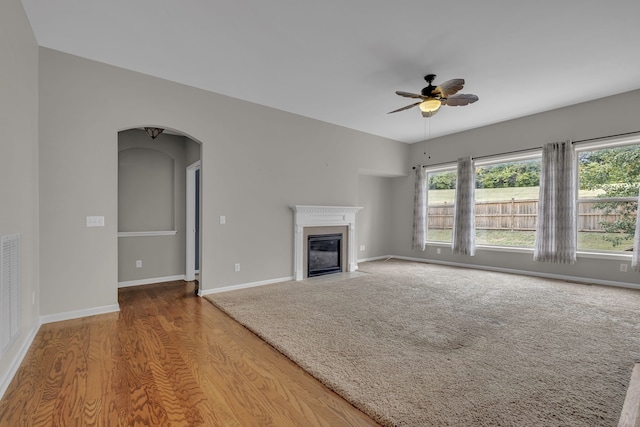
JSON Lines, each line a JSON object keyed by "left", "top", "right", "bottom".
{"left": 307, "top": 234, "right": 342, "bottom": 277}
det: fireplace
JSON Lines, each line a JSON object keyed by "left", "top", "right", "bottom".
{"left": 290, "top": 205, "right": 362, "bottom": 281}
{"left": 308, "top": 234, "right": 342, "bottom": 277}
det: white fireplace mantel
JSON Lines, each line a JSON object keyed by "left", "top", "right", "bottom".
{"left": 291, "top": 205, "right": 362, "bottom": 280}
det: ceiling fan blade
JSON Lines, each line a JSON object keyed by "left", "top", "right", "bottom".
{"left": 388, "top": 101, "right": 422, "bottom": 114}
{"left": 435, "top": 79, "right": 465, "bottom": 97}
{"left": 395, "top": 91, "right": 425, "bottom": 99}
{"left": 441, "top": 94, "right": 479, "bottom": 106}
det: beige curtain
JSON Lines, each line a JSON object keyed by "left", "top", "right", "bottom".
{"left": 534, "top": 141, "right": 577, "bottom": 264}
{"left": 412, "top": 166, "right": 427, "bottom": 251}
{"left": 452, "top": 157, "right": 476, "bottom": 256}
{"left": 632, "top": 185, "right": 640, "bottom": 271}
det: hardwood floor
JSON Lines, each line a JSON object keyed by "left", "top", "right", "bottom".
{"left": 0, "top": 281, "right": 379, "bottom": 426}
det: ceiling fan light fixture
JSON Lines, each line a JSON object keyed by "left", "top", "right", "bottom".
{"left": 419, "top": 98, "right": 441, "bottom": 114}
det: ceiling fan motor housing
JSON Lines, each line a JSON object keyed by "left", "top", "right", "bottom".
{"left": 421, "top": 85, "right": 438, "bottom": 97}
{"left": 421, "top": 74, "right": 440, "bottom": 97}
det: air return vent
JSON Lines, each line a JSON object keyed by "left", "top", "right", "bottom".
{"left": 1, "top": 234, "right": 20, "bottom": 358}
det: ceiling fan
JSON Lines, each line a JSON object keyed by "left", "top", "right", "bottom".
{"left": 389, "top": 74, "right": 479, "bottom": 117}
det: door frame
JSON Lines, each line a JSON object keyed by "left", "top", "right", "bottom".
{"left": 186, "top": 161, "right": 201, "bottom": 281}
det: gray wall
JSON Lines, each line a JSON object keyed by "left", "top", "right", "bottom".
{"left": 38, "top": 47, "right": 408, "bottom": 316}
{"left": 185, "top": 137, "right": 201, "bottom": 167}
{"left": 390, "top": 89, "right": 640, "bottom": 287}
{"left": 0, "top": 0, "right": 39, "bottom": 383}
{"left": 357, "top": 175, "right": 394, "bottom": 260}
{"left": 118, "top": 129, "right": 198, "bottom": 283}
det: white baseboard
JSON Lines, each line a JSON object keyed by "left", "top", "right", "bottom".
{"left": 199, "top": 276, "right": 293, "bottom": 296}
{"left": 0, "top": 320, "right": 41, "bottom": 400}
{"left": 40, "top": 304, "right": 120, "bottom": 325}
{"left": 358, "top": 255, "right": 395, "bottom": 263}
{"left": 391, "top": 255, "right": 640, "bottom": 290}
{"left": 118, "top": 275, "right": 186, "bottom": 288}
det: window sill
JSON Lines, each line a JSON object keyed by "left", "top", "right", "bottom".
{"left": 426, "top": 241, "right": 633, "bottom": 260}
{"left": 118, "top": 230, "right": 177, "bottom": 237}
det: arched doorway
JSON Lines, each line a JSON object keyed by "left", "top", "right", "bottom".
{"left": 117, "top": 127, "right": 202, "bottom": 289}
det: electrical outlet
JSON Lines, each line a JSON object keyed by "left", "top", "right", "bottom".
{"left": 234, "top": 263, "right": 240, "bottom": 272}
{"left": 360, "top": 245, "right": 365, "bottom": 251}
{"left": 220, "top": 216, "right": 226, "bottom": 224}
{"left": 437, "top": 248, "right": 441, "bottom": 254}
{"left": 620, "top": 263, "right": 628, "bottom": 272}
{"left": 136, "top": 260, "right": 142, "bottom": 268}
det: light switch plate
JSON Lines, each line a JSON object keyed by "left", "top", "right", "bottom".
{"left": 86, "top": 216, "right": 105, "bottom": 227}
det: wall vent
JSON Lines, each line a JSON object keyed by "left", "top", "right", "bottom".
{"left": 1, "top": 234, "right": 20, "bottom": 359}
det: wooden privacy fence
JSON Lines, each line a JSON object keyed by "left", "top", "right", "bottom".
{"left": 428, "top": 199, "right": 624, "bottom": 232}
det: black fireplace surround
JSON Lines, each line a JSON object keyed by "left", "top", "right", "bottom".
{"left": 307, "top": 234, "right": 342, "bottom": 277}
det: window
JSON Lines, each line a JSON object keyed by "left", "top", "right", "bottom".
{"left": 426, "top": 168, "right": 456, "bottom": 242}
{"left": 577, "top": 142, "right": 640, "bottom": 253}
{"left": 474, "top": 156, "right": 541, "bottom": 248}
{"left": 421, "top": 136, "right": 640, "bottom": 256}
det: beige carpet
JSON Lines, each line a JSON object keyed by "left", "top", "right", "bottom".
{"left": 206, "top": 259, "right": 640, "bottom": 426}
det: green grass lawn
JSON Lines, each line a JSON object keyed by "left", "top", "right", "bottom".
{"left": 427, "top": 229, "right": 633, "bottom": 252}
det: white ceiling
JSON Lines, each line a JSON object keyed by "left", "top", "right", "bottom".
{"left": 20, "top": 0, "right": 640, "bottom": 144}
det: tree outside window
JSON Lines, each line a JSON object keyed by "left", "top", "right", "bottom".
{"left": 426, "top": 169, "right": 456, "bottom": 242}
{"left": 577, "top": 144, "right": 640, "bottom": 251}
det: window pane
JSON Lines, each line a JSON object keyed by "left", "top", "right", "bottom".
{"left": 578, "top": 144, "right": 640, "bottom": 252}
{"left": 578, "top": 145, "right": 640, "bottom": 199}
{"left": 577, "top": 200, "right": 637, "bottom": 251}
{"left": 474, "top": 159, "right": 541, "bottom": 247}
{"left": 427, "top": 170, "right": 456, "bottom": 242}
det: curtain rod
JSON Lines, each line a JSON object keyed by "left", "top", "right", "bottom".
{"left": 412, "top": 130, "right": 640, "bottom": 170}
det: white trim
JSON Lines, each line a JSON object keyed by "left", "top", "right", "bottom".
{"left": 358, "top": 255, "right": 395, "bottom": 263}
{"left": 199, "top": 276, "right": 293, "bottom": 296}
{"left": 424, "top": 241, "right": 634, "bottom": 260}
{"left": 423, "top": 163, "right": 457, "bottom": 173}
{"left": 391, "top": 255, "right": 640, "bottom": 290}
{"left": 574, "top": 134, "right": 640, "bottom": 152}
{"left": 118, "top": 275, "right": 186, "bottom": 288}
{"left": 290, "top": 205, "right": 363, "bottom": 281}
{"left": 118, "top": 230, "right": 177, "bottom": 237}
{"left": 0, "top": 320, "right": 41, "bottom": 400}
{"left": 186, "top": 161, "right": 201, "bottom": 281}
{"left": 40, "top": 304, "right": 120, "bottom": 325}
{"left": 472, "top": 245, "right": 532, "bottom": 254}
{"left": 474, "top": 150, "right": 542, "bottom": 166}
{"left": 576, "top": 251, "right": 632, "bottom": 260}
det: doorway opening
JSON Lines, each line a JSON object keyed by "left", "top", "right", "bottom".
{"left": 186, "top": 160, "right": 201, "bottom": 282}
{"left": 117, "top": 127, "right": 202, "bottom": 292}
